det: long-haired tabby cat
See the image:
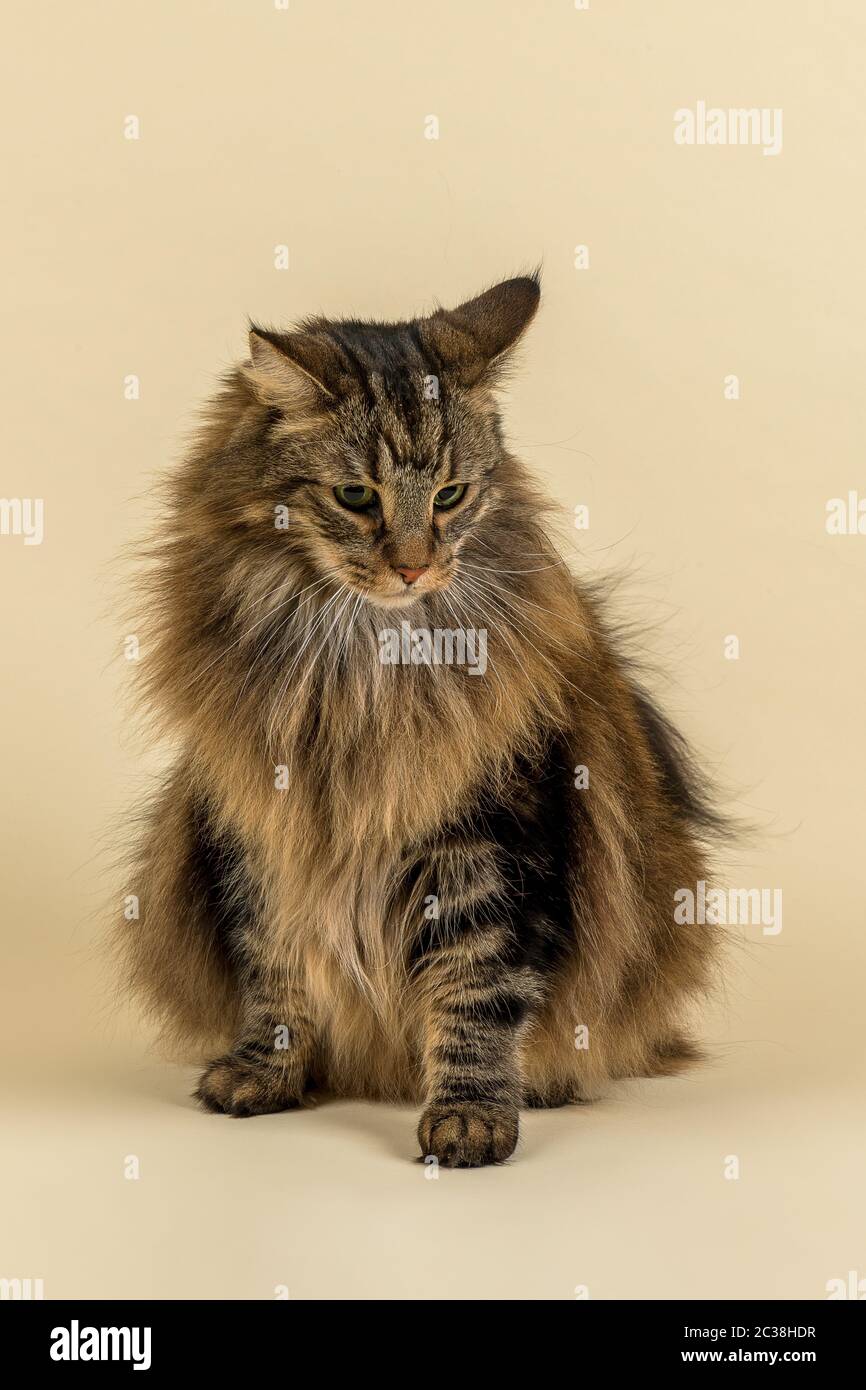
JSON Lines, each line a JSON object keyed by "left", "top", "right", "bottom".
{"left": 119, "top": 274, "right": 721, "bottom": 1166}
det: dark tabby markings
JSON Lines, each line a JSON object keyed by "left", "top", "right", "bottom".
{"left": 120, "top": 274, "right": 721, "bottom": 1168}
{"left": 414, "top": 908, "right": 540, "bottom": 1164}
{"left": 194, "top": 968, "right": 317, "bottom": 1118}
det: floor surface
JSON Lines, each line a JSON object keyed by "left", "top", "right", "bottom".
{"left": 3, "top": 1010, "right": 861, "bottom": 1300}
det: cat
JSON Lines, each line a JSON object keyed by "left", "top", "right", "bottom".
{"left": 117, "top": 273, "right": 722, "bottom": 1167}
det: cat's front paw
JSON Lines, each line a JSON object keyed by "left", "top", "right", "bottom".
{"left": 194, "top": 1052, "right": 306, "bottom": 1118}
{"left": 417, "top": 1101, "right": 519, "bottom": 1168}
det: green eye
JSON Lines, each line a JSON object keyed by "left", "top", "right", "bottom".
{"left": 334, "top": 484, "right": 377, "bottom": 510}
{"left": 433, "top": 483, "right": 466, "bottom": 510}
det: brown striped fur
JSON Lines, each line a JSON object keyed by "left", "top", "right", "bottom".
{"left": 116, "top": 275, "right": 721, "bottom": 1165}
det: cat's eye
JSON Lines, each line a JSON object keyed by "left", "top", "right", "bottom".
{"left": 334, "top": 483, "right": 377, "bottom": 510}
{"left": 433, "top": 483, "right": 466, "bottom": 510}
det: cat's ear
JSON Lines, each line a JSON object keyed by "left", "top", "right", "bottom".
{"left": 421, "top": 273, "right": 541, "bottom": 388}
{"left": 245, "top": 325, "right": 354, "bottom": 414}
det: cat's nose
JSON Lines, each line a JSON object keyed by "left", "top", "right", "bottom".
{"left": 394, "top": 565, "right": 429, "bottom": 585}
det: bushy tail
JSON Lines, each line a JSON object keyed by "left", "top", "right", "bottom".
{"left": 631, "top": 685, "right": 732, "bottom": 842}
{"left": 111, "top": 763, "right": 240, "bottom": 1056}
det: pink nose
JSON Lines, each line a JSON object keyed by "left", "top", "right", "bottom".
{"left": 395, "top": 565, "right": 429, "bottom": 585}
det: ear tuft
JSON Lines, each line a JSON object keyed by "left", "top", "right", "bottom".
{"left": 422, "top": 273, "right": 541, "bottom": 386}
{"left": 245, "top": 325, "right": 355, "bottom": 413}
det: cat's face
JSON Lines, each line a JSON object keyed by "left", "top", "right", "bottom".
{"left": 245, "top": 276, "right": 540, "bottom": 610}
{"left": 278, "top": 385, "right": 500, "bottom": 610}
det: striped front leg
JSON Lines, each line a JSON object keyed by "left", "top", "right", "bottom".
{"left": 415, "top": 919, "right": 542, "bottom": 1167}
{"left": 195, "top": 964, "right": 316, "bottom": 1118}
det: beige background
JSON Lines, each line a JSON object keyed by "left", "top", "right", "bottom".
{"left": 1, "top": 0, "right": 864, "bottom": 1300}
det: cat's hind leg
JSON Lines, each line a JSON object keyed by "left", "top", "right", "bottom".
{"left": 522, "top": 1082, "right": 586, "bottom": 1108}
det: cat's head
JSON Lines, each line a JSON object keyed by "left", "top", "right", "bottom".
{"left": 242, "top": 274, "right": 540, "bottom": 609}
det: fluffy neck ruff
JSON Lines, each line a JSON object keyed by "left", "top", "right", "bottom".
{"left": 137, "top": 389, "right": 589, "bottom": 853}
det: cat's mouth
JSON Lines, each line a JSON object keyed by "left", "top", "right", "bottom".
{"left": 344, "top": 562, "right": 455, "bottom": 610}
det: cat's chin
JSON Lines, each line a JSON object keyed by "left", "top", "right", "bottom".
{"left": 366, "top": 589, "right": 430, "bottom": 612}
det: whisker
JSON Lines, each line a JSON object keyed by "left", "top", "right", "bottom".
{"left": 291, "top": 588, "right": 355, "bottom": 706}
{"left": 232, "top": 577, "right": 338, "bottom": 709}
{"left": 449, "top": 576, "right": 558, "bottom": 719}
{"left": 333, "top": 590, "right": 366, "bottom": 675}
{"left": 182, "top": 571, "right": 332, "bottom": 694}
{"left": 453, "top": 573, "right": 603, "bottom": 712}
{"left": 438, "top": 585, "right": 507, "bottom": 702}
{"left": 463, "top": 569, "right": 590, "bottom": 647}
{"left": 461, "top": 560, "right": 566, "bottom": 575}
{"left": 469, "top": 534, "right": 567, "bottom": 563}
{"left": 265, "top": 585, "right": 348, "bottom": 751}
